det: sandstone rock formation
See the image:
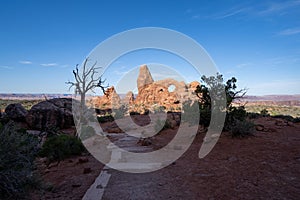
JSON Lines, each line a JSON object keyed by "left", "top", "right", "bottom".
{"left": 5, "top": 103, "right": 28, "bottom": 122}
{"left": 123, "top": 91, "right": 135, "bottom": 105}
{"left": 90, "top": 65, "right": 200, "bottom": 113}
{"left": 26, "top": 98, "right": 74, "bottom": 130}
{"left": 89, "top": 86, "right": 121, "bottom": 109}
{"left": 137, "top": 64, "right": 154, "bottom": 93}
{"left": 133, "top": 66, "right": 200, "bottom": 112}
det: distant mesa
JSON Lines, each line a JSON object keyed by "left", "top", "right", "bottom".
{"left": 89, "top": 64, "right": 200, "bottom": 113}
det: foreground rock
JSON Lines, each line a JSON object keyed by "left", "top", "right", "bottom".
{"left": 5, "top": 103, "right": 28, "bottom": 122}
{"left": 26, "top": 98, "right": 74, "bottom": 130}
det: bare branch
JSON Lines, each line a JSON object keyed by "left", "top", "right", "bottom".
{"left": 66, "top": 58, "right": 108, "bottom": 103}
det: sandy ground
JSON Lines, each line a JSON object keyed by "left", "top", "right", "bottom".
{"left": 31, "top": 116, "right": 300, "bottom": 199}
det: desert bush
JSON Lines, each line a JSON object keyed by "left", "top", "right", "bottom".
{"left": 230, "top": 119, "right": 255, "bottom": 138}
{"left": 129, "top": 111, "right": 140, "bottom": 115}
{"left": 272, "top": 114, "right": 293, "bottom": 121}
{"left": 272, "top": 114, "right": 300, "bottom": 123}
{"left": 293, "top": 117, "right": 300, "bottom": 123}
{"left": 224, "top": 106, "right": 247, "bottom": 131}
{"left": 0, "top": 122, "right": 39, "bottom": 199}
{"left": 154, "top": 118, "right": 164, "bottom": 133}
{"left": 79, "top": 125, "right": 96, "bottom": 140}
{"left": 154, "top": 118, "right": 172, "bottom": 133}
{"left": 199, "top": 107, "right": 211, "bottom": 127}
{"left": 97, "top": 115, "right": 114, "bottom": 123}
{"left": 195, "top": 74, "right": 247, "bottom": 128}
{"left": 113, "top": 105, "right": 127, "bottom": 119}
{"left": 39, "top": 134, "right": 86, "bottom": 162}
{"left": 152, "top": 105, "right": 166, "bottom": 113}
{"left": 260, "top": 109, "right": 269, "bottom": 116}
{"left": 182, "top": 100, "right": 200, "bottom": 126}
{"left": 247, "top": 112, "right": 260, "bottom": 119}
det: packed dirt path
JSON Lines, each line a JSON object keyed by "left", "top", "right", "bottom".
{"left": 100, "top": 118, "right": 300, "bottom": 200}
{"left": 33, "top": 117, "right": 300, "bottom": 199}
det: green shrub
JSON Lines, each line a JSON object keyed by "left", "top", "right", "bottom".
{"left": 154, "top": 118, "right": 163, "bottom": 133}
{"left": 293, "top": 117, "right": 300, "bottom": 123}
{"left": 199, "top": 107, "right": 211, "bottom": 127}
{"left": 113, "top": 107, "right": 126, "bottom": 119}
{"left": 260, "top": 109, "right": 269, "bottom": 116}
{"left": 224, "top": 106, "right": 247, "bottom": 131}
{"left": 247, "top": 112, "right": 260, "bottom": 119}
{"left": 0, "top": 122, "right": 39, "bottom": 199}
{"left": 182, "top": 100, "right": 200, "bottom": 126}
{"left": 272, "top": 114, "right": 294, "bottom": 122}
{"left": 154, "top": 118, "right": 172, "bottom": 133}
{"left": 79, "top": 125, "right": 96, "bottom": 140}
{"left": 129, "top": 111, "right": 140, "bottom": 115}
{"left": 230, "top": 119, "right": 255, "bottom": 138}
{"left": 152, "top": 105, "right": 166, "bottom": 113}
{"left": 39, "top": 134, "right": 86, "bottom": 162}
{"left": 97, "top": 115, "right": 114, "bottom": 123}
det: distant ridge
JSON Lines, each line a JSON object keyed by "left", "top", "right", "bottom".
{"left": 1, "top": 93, "right": 300, "bottom": 102}
{"left": 0, "top": 93, "right": 73, "bottom": 100}
{"left": 242, "top": 95, "right": 300, "bottom": 102}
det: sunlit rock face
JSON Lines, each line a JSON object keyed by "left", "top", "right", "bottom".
{"left": 90, "top": 64, "right": 200, "bottom": 113}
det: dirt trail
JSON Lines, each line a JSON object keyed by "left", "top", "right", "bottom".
{"left": 32, "top": 117, "right": 300, "bottom": 199}
{"left": 102, "top": 118, "right": 300, "bottom": 200}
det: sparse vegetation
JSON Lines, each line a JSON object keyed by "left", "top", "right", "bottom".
{"left": 0, "top": 99, "right": 42, "bottom": 112}
{"left": 195, "top": 74, "right": 254, "bottom": 137}
{"left": 97, "top": 114, "right": 114, "bottom": 123}
{"left": 39, "top": 134, "right": 86, "bottom": 163}
{"left": 244, "top": 105, "right": 300, "bottom": 118}
{"left": 0, "top": 122, "right": 39, "bottom": 199}
{"left": 152, "top": 105, "right": 166, "bottom": 113}
{"left": 154, "top": 118, "right": 173, "bottom": 133}
{"left": 229, "top": 119, "right": 255, "bottom": 138}
{"left": 79, "top": 125, "right": 96, "bottom": 140}
{"left": 260, "top": 108, "right": 269, "bottom": 116}
{"left": 113, "top": 105, "right": 127, "bottom": 119}
{"left": 272, "top": 114, "right": 300, "bottom": 123}
{"left": 182, "top": 100, "right": 200, "bottom": 126}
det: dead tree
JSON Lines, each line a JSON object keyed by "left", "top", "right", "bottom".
{"left": 66, "top": 58, "right": 108, "bottom": 136}
{"left": 66, "top": 58, "right": 107, "bottom": 105}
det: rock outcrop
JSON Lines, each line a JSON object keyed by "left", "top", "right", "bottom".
{"left": 89, "top": 86, "right": 121, "bottom": 109}
{"left": 137, "top": 65, "right": 154, "bottom": 93}
{"left": 5, "top": 103, "right": 28, "bottom": 122}
{"left": 90, "top": 64, "right": 200, "bottom": 113}
{"left": 26, "top": 98, "right": 74, "bottom": 130}
{"left": 123, "top": 91, "right": 135, "bottom": 105}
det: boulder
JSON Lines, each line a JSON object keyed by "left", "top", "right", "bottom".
{"left": 255, "top": 124, "right": 264, "bottom": 131}
{"left": 5, "top": 103, "right": 28, "bottom": 122}
{"left": 26, "top": 98, "right": 74, "bottom": 130}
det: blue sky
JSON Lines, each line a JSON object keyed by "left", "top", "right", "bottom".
{"left": 0, "top": 0, "right": 299, "bottom": 95}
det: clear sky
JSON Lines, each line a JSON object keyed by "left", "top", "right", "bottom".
{"left": 0, "top": 0, "right": 299, "bottom": 95}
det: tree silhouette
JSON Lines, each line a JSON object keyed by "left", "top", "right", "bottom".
{"left": 66, "top": 58, "right": 108, "bottom": 136}
{"left": 66, "top": 58, "right": 107, "bottom": 104}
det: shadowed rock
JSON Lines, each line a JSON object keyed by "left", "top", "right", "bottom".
{"left": 26, "top": 98, "right": 74, "bottom": 130}
{"left": 5, "top": 103, "right": 28, "bottom": 122}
